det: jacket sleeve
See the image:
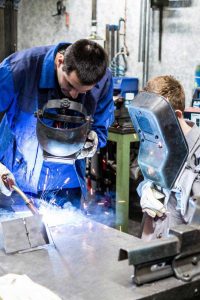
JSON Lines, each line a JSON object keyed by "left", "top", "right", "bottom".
{"left": 0, "top": 59, "right": 15, "bottom": 113}
{"left": 91, "top": 71, "right": 114, "bottom": 148}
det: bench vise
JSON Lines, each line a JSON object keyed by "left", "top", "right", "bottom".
{"left": 119, "top": 224, "right": 200, "bottom": 285}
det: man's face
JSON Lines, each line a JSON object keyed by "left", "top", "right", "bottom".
{"left": 56, "top": 54, "right": 95, "bottom": 99}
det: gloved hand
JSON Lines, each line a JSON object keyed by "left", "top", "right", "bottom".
{"left": 140, "top": 186, "right": 166, "bottom": 218}
{"left": 0, "top": 163, "right": 15, "bottom": 196}
{"left": 77, "top": 130, "right": 98, "bottom": 159}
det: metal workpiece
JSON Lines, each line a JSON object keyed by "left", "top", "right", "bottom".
{"left": 0, "top": 213, "right": 200, "bottom": 299}
{"left": 169, "top": 224, "right": 200, "bottom": 253}
{"left": 1, "top": 214, "right": 49, "bottom": 253}
{"left": 119, "top": 235, "right": 179, "bottom": 285}
{"left": 119, "top": 224, "right": 200, "bottom": 288}
{"left": 169, "top": 225, "right": 200, "bottom": 283}
{"left": 119, "top": 235, "right": 179, "bottom": 265}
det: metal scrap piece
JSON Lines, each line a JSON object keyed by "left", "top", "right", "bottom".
{"left": 24, "top": 215, "right": 49, "bottom": 248}
{"left": 1, "top": 215, "right": 49, "bottom": 254}
{"left": 2, "top": 218, "right": 30, "bottom": 253}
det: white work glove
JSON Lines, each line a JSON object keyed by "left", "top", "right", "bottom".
{"left": 77, "top": 130, "right": 98, "bottom": 159}
{"left": 140, "top": 186, "right": 166, "bottom": 218}
{"left": 0, "top": 162, "right": 15, "bottom": 196}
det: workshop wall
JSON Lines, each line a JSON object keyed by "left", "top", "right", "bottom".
{"left": 17, "top": 0, "right": 141, "bottom": 92}
{"left": 17, "top": 0, "right": 91, "bottom": 47}
{"left": 148, "top": 0, "right": 200, "bottom": 106}
{"left": 17, "top": 0, "right": 200, "bottom": 106}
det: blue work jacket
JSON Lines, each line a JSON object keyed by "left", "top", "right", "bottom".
{"left": 0, "top": 43, "right": 114, "bottom": 196}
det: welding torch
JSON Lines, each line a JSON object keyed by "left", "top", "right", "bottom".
{"left": 1, "top": 174, "right": 39, "bottom": 215}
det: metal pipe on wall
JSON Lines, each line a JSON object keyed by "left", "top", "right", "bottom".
{"left": 144, "top": 0, "right": 151, "bottom": 85}
{"left": 0, "top": 0, "right": 18, "bottom": 62}
{"left": 91, "top": 0, "right": 97, "bottom": 35}
{"left": 138, "top": 0, "right": 151, "bottom": 87}
{"left": 138, "top": 0, "right": 145, "bottom": 63}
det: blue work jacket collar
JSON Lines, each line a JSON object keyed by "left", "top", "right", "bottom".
{"left": 39, "top": 42, "right": 71, "bottom": 89}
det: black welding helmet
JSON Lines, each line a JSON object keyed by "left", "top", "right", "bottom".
{"left": 128, "top": 92, "right": 189, "bottom": 189}
{"left": 36, "top": 98, "right": 92, "bottom": 162}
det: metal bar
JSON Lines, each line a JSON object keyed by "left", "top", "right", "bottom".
{"left": 111, "top": 26, "right": 115, "bottom": 62}
{"left": 141, "top": 0, "right": 148, "bottom": 86}
{"left": 91, "top": 0, "right": 97, "bottom": 23}
{"left": 105, "top": 24, "right": 110, "bottom": 63}
{"left": 91, "top": 0, "right": 97, "bottom": 35}
{"left": 138, "top": 0, "right": 145, "bottom": 62}
{"left": 158, "top": 6, "right": 163, "bottom": 61}
{"left": 116, "top": 25, "right": 120, "bottom": 76}
{"left": 144, "top": 0, "right": 151, "bottom": 84}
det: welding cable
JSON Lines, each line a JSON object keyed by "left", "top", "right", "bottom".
{"left": 12, "top": 185, "right": 39, "bottom": 215}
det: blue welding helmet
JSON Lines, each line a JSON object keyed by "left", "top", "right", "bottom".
{"left": 36, "top": 98, "right": 92, "bottom": 162}
{"left": 128, "top": 92, "right": 189, "bottom": 189}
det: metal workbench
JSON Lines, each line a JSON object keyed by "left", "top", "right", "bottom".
{"left": 0, "top": 212, "right": 199, "bottom": 300}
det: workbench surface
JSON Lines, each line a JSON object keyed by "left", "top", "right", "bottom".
{"left": 0, "top": 212, "right": 199, "bottom": 300}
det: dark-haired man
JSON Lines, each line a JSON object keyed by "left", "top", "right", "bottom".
{"left": 0, "top": 39, "right": 114, "bottom": 209}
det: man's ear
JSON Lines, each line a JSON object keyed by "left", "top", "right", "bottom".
{"left": 55, "top": 52, "right": 64, "bottom": 68}
{"left": 175, "top": 109, "right": 183, "bottom": 119}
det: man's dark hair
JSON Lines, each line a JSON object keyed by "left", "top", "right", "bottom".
{"left": 63, "top": 39, "right": 108, "bottom": 85}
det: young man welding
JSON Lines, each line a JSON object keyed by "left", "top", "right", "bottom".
{"left": 135, "top": 75, "right": 200, "bottom": 240}
{"left": 0, "top": 39, "right": 114, "bottom": 210}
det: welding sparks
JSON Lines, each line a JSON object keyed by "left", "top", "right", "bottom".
{"left": 117, "top": 200, "right": 126, "bottom": 203}
{"left": 104, "top": 211, "right": 110, "bottom": 215}
{"left": 91, "top": 168, "right": 96, "bottom": 174}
